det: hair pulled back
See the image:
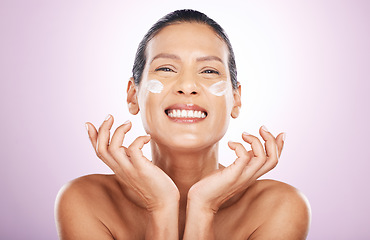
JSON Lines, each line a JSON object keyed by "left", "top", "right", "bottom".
{"left": 132, "top": 9, "right": 238, "bottom": 89}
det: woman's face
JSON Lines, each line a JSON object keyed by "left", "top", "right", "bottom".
{"left": 130, "top": 22, "right": 240, "bottom": 151}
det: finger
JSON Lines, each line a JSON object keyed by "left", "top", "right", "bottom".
{"left": 241, "top": 132, "right": 268, "bottom": 177}
{"left": 108, "top": 120, "right": 133, "bottom": 168}
{"left": 252, "top": 130, "right": 286, "bottom": 180}
{"left": 126, "top": 135, "right": 151, "bottom": 167}
{"left": 96, "top": 114, "right": 114, "bottom": 159}
{"left": 259, "top": 125, "right": 278, "bottom": 159}
{"left": 241, "top": 132, "right": 266, "bottom": 160}
{"left": 247, "top": 126, "right": 281, "bottom": 179}
{"left": 276, "top": 132, "right": 286, "bottom": 158}
{"left": 110, "top": 120, "right": 132, "bottom": 150}
{"left": 86, "top": 117, "right": 121, "bottom": 173}
{"left": 227, "top": 141, "right": 251, "bottom": 166}
{"left": 226, "top": 141, "right": 253, "bottom": 180}
{"left": 85, "top": 122, "right": 98, "bottom": 150}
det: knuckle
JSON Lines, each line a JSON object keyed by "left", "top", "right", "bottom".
{"left": 95, "top": 149, "right": 103, "bottom": 158}
{"left": 225, "top": 176, "right": 236, "bottom": 185}
{"left": 107, "top": 144, "right": 116, "bottom": 154}
{"left": 271, "top": 157, "right": 279, "bottom": 167}
{"left": 266, "top": 157, "right": 278, "bottom": 169}
{"left": 259, "top": 155, "right": 267, "bottom": 164}
{"left": 107, "top": 148, "right": 114, "bottom": 157}
{"left": 97, "top": 145, "right": 103, "bottom": 153}
{"left": 96, "top": 146, "right": 106, "bottom": 158}
{"left": 127, "top": 145, "right": 135, "bottom": 155}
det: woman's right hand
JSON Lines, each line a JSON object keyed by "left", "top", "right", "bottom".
{"left": 85, "top": 114, "right": 180, "bottom": 212}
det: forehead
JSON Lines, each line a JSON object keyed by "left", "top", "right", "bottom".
{"left": 146, "top": 22, "right": 229, "bottom": 62}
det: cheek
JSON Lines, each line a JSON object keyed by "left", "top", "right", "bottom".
{"left": 209, "top": 91, "right": 235, "bottom": 136}
{"left": 207, "top": 81, "right": 228, "bottom": 96}
{"left": 209, "top": 92, "right": 234, "bottom": 126}
{"left": 215, "top": 99, "right": 232, "bottom": 124}
{"left": 146, "top": 79, "right": 164, "bottom": 93}
{"left": 138, "top": 80, "right": 164, "bottom": 111}
{"left": 207, "top": 83, "right": 235, "bottom": 114}
{"left": 138, "top": 90, "right": 166, "bottom": 133}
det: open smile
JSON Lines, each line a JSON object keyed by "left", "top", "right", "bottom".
{"left": 164, "top": 104, "right": 208, "bottom": 123}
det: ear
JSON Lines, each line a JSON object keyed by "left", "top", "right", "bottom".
{"left": 231, "top": 82, "right": 241, "bottom": 118}
{"left": 127, "top": 77, "right": 140, "bottom": 115}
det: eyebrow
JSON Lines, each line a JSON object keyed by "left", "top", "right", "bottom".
{"left": 151, "top": 53, "right": 180, "bottom": 63}
{"left": 196, "top": 55, "right": 224, "bottom": 64}
{"left": 150, "top": 53, "right": 224, "bottom": 64}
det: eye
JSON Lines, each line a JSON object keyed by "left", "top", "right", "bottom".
{"left": 155, "top": 67, "right": 175, "bottom": 72}
{"left": 202, "top": 69, "right": 220, "bottom": 75}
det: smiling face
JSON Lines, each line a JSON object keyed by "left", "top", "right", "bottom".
{"left": 128, "top": 22, "right": 241, "bottom": 151}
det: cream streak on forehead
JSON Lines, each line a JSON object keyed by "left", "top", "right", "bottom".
{"left": 207, "top": 81, "right": 228, "bottom": 96}
{"left": 145, "top": 79, "right": 164, "bottom": 93}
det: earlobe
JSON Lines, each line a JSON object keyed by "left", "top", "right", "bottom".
{"left": 127, "top": 78, "right": 140, "bottom": 115}
{"left": 231, "top": 82, "right": 241, "bottom": 119}
{"left": 231, "top": 107, "right": 240, "bottom": 118}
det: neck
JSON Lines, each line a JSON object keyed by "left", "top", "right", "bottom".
{"left": 150, "top": 140, "right": 222, "bottom": 236}
{"left": 151, "top": 141, "right": 219, "bottom": 204}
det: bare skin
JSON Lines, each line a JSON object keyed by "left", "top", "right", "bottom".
{"left": 55, "top": 23, "right": 311, "bottom": 239}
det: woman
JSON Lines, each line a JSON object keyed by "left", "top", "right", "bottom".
{"left": 55, "top": 9, "right": 311, "bottom": 240}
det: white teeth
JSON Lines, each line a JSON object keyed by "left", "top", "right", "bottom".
{"left": 166, "top": 109, "right": 207, "bottom": 119}
{"left": 187, "top": 110, "right": 194, "bottom": 118}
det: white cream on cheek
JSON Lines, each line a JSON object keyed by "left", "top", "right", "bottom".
{"left": 207, "top": 81, "right": 228, "bottom": 96}
{"left": 145, "top": 79, "right": 164, "bottom": 93}
{"left": 142, "top": 79, "right": 228, "bottom": 96}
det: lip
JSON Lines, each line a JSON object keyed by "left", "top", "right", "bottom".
{"left": 165, "top": 103, "right": 207, "bottom": 112}
{"left": 164, "top": 103, "right": 208, "bottom": 123}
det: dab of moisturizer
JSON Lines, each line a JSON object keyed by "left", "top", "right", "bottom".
{"left": 146, "top": 79, "right": 164, "bottom": 93}
{"left": 208, "top": 81, "right": 228, "bottom": 96}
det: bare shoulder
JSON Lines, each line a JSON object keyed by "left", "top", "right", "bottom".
{"left": 245, "top": 179, "right": 311, "bottom": 240}
{"left": 56, "top": 174, "right": 118, "bottom": 196}
{"left": 55, "top": 174, "right": 118, "bottom": 211}
{"left": 55, "top": 174, "right": 112, "bottom": 212}
{"left": 248, "top": 179, "right": 310, "bottom": 205}
{"left": 55, "top": 174, "right": 118, "bottom": 239}
{"left": 55, "top": 174, "right": 145, "bottom": 240}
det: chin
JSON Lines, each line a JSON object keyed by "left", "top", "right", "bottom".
{"left": 154, "top": 131, "right": 221, "bottom": 153}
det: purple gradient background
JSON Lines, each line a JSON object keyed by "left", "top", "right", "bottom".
{"left": 1, "top": 1, "right": 369, "bottom": 239}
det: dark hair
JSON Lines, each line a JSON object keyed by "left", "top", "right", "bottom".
{"left": 132, "top": 9, "right": 238, "bottom": 89}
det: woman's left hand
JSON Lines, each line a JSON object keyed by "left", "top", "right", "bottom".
{"left": 187, "top": 126, "right": 285, "bottom": 213}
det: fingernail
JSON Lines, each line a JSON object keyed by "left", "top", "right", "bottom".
{"left": 262, "top": 125, "right": 269, "bottom": 132}
{"left": 242, "top": 132, "right": 251, "bottom": 136}
{"left": 282, "top": 132, "right": 286, "bottom": 141}
{"left": 105, "top": 114, "right": 111, "bottom": 121}
{"left": 85, "top": 123, "right": 89, "bottom": 132}
{"left": 124, "top": 120, "right": 131, "bottom": 124}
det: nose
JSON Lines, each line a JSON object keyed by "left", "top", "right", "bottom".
{"left": 174, "top": 74, "right": 200, "bottom": 96}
